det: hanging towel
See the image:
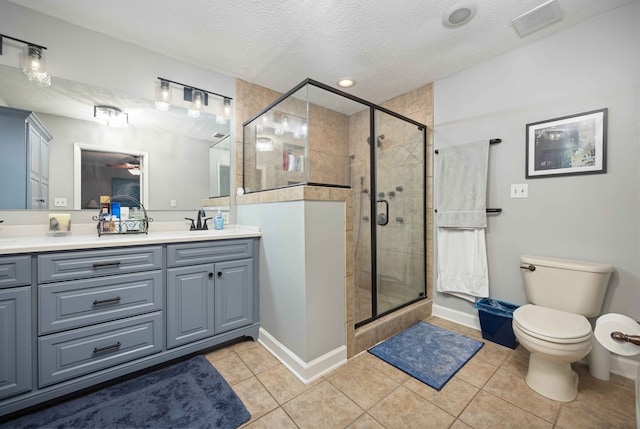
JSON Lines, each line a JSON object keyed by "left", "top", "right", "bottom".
{"left": 435, "top": 140, "right": 490, "bottom": 301}
{"left": 436, "top": 140, "right": 489, "bottom": 228}
{"left": 436, "top": 228, "right": 489, "bottom": 302}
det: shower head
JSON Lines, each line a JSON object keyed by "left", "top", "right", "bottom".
{"left": 366, "top": 134, "right": 385, "bottom": 148}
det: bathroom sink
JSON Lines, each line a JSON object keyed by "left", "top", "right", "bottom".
{"left": 0, "top": 239, "right": 19, "bottom": 244}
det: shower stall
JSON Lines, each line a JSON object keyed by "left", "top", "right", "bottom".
{"left": 242, "top": 79, "right": 427, "bottom": 326}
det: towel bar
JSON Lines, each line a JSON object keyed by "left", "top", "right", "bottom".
{"left": 434, "top": 138, "right": 501, "bottom": 154}
{"left": 434, "top": 208, "right": 502, "bottom": 213}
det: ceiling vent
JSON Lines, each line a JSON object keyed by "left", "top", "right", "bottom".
{"left": 511, "top": 0, "right": 563, "bottom": 37}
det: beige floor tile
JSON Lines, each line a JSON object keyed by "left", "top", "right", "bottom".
{"left": 555, "top": 396, "right": 636, "bottom": 429}
{"left": 465, "top": 330, "right": 511, "bottom": 367}
{"left": 345, "top": 413, "right": 386, "bottom": 429}
{"left": 257, "top": 364, "right": 315, "bottom": 405}
{"left": 354, "top": 352, "right": 411, "bottom": 384}
{"left": 203, "top": 345, "right": 235, "bottom": 363}
{"left": 241, "top": 407, "right": 299, "bottom": 429}
{"left": 327, "top": 358, "right": 399, "bottom": 410}
{"left": 232, "top": 376, "right": 279, "bottom": 424}
{"left": 482, "top": 365, "right": 561, "bottom": 423}
{"left": 283, "top": 381, "right": 364, "bottom": 429}
{"left": 236, "top": 342, "right": 280, "bottom": 375}
{"left": 570, "top": 364, "right": 636, "bottom": 422}
{"left": 403, "top": 376, "right": 478, "bottom": 417}
{"left": 454, "top": 355, "right": 498, "bottom": 388}
{"left": 449, "top": 420, "right": 473, "bottom": 429}
{"left": 368, "top": 385, "right": 455, "bottom": 429}
{"left": 498, "top": 345, "right": 529, "bottom": 377}
{"left": 459, "top": 391, "right": 552, "bottom": 429}
{"left": 211, "top": 352, "right": 254, "bottom": 385}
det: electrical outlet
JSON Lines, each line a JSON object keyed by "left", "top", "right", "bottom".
{"left": 510, "top": 184, "right": 528, "bottom": 198}
{"left": 54, "top": 197, "right": 67, "bottom": 207}
{"left": 170, "top": 199, "right": 177, "bottom": 207}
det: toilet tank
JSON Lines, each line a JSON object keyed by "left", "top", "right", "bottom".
{"left": 520, "top": 255, "right": 614, "bottom": 317}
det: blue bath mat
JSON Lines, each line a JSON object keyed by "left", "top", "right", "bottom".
{"left": 1, "top": 355, "right": 250, "bottom": 429}
{"left": 369, "top": 321, "right": 483, "bottom": 391}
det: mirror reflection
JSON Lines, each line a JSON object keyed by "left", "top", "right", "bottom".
{"left": 0, "top": 65, "right": 231, "bottom": 211}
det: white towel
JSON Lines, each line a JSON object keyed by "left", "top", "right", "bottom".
{"left": 436, "top": 141, "right": 489, "bottom": 228}
{"left": 436, "top": 228, "right": 489, "bottom": 301}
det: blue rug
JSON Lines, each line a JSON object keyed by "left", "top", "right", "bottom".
{"left": 369, "top": 321, "right": 483, "bottom": 391}
{"left": 1, "top": 355, "right": 250, "bottom": 429}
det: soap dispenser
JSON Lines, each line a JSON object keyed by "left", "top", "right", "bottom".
{"left": 214, "top": 209, "right": 224, "bottom": 230}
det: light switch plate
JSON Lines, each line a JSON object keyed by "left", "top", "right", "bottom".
{"left": 510, "top": 184, "right": 528, "bottom": 198}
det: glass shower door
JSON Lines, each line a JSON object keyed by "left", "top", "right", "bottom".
{"left": 374, "top": 110, "right": 426, "bottom": 315}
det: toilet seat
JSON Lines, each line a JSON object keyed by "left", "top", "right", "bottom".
{"left": 513, "top": 304, "right": 592, "bottom": 344}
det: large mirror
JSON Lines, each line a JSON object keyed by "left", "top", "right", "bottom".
{"left": 0, "top": 64, "right": 231, "bottom": 211}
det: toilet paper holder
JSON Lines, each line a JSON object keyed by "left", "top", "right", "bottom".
{"left": 611, "top": 331, "right": 640, "bottom": 346}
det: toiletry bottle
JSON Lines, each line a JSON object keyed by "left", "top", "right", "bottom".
{"left": 214, "top": 209, "right": 224, "bottom": 230}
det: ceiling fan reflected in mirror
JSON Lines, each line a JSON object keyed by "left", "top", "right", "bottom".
{"left": 105, "top": 156, "right": 141, "bottom": 175}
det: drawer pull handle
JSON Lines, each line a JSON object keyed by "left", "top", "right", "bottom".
{"left": 217, "top": 271, "right": 222, "bottom": 278}
{"left": 92, "top": 261, "right": 122, "bottom": 269}
{"left": 93, "top": 341, "right": 121, "bottom": 354}
{"left": 93, "top": 296, "right": 122, "bottom": 306}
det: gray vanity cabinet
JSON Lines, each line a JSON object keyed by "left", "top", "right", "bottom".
{"left": 166, "top": 239, "right": 255, "bottom": 349}
{"left": 0, "top": 256, "right": 32, "bottom": 401}
{"left": 0, "top": 237, "right": 260, "bottom": 419}
{"left": 37, "top": 246, "right": 164, "bottom": 388}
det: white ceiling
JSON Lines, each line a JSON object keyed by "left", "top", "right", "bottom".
{"left": 7, "top": 0, "right": 636, "bottom": 104}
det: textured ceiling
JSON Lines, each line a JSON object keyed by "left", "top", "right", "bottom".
{"left": 7, "top": 0, "right": 637, "bottom": 104}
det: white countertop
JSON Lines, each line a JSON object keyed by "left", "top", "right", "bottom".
{"left": 0, "top": 223, "right": 261, "bottom": 255}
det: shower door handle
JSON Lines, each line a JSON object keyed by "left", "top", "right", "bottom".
{"left": 376, "top": 199, "right": 389, "bottom": 226}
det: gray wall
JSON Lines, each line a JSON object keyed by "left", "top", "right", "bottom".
{"left": 433, "top": 3, "right": 639, "bottom": 323}
{"left": 238, "top": 200, "right": 345, "bottom": 362}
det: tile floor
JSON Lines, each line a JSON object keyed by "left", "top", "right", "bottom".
{"left": 206, "top": 316, "right": 637, "bottom": 429}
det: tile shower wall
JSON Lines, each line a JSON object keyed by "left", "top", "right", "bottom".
{"left": 235, "top": 79, "right": 350, "bottom": 192}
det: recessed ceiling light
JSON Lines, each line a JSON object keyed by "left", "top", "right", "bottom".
{"left": 337, "top": 78, "right": 356, "bottom": 88}
{"left": 442, "top": 2, "right": 477, "bottom": 28}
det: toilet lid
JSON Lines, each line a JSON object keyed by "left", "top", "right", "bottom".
{"left": 513, "top": 304, "right": 592, "bottom": 343}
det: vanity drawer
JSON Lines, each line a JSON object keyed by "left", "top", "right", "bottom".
{"left": 38, "top": 312, "right": 163, "bottom": 387}
{"left": 0, "top": 255, "right": 31, "bottom": 289}
{"left": 167, "top": 239, "right": 253, "bottom": 267}
{"left": 39, "top": 271, "right": 163, "bottom": 334}
{"left": 38, "top": 246, "right": 162, "bottom": 283}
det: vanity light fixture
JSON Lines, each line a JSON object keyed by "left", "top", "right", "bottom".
{"left": 0, "top": 33, "right": 51, "bottom": 87}
{"left": 155, "top": 79, "right": 172, "bottom": 111}
{"left": 187, "top": 89, "right": 205, "bottom": 118}
{"left": 154, "top": 77, "right": 233, "bottom": 122}
{"left": 94, "top": 105, "right": 128, "bottom": 128}
{"left": 216, "top": 97, "right": 232, "bottom": 124}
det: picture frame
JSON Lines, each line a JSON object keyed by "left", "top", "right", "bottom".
{"left": 526, "top": 108, "right": 607, "bottom": 178}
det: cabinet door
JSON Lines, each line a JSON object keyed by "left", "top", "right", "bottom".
{"left": 0, "top": 287, "right": 32, "bottom": 400}
{"left": 166, "top": 264, "right": 215, "bottom": 348}
{"left": 215, "top": 259, "right": 253, "bottom": 334}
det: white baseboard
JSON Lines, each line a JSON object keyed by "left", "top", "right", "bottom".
{"left": 258, "top": 328, "right": 347, "bottom": 384}
{"left": 432, "top": 304, "right": 639, "bottom": 382}
{"left": 432, "top": 303, "right": 481, "bottom": 331}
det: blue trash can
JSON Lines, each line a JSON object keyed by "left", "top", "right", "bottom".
{"left": 474, "top": 298, "right": 520, "bottom": 349}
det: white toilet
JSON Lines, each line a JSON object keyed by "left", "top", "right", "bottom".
{"left": 512, "top": 254, "right": 614, "bottom": 402}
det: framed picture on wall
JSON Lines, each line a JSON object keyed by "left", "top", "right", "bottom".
{"left": 526, "top": 108, "right": 607, "bottom": 178}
